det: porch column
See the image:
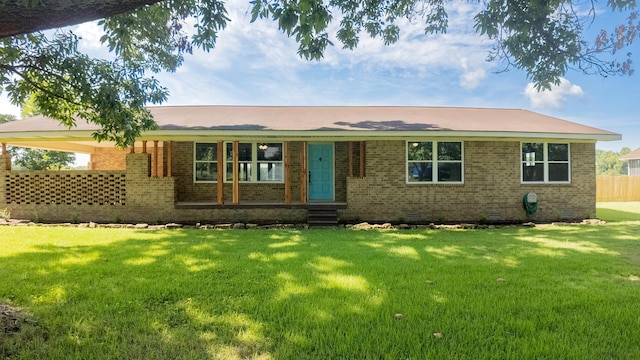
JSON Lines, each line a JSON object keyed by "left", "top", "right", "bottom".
{"left": 300, "top": 141, "right": 307, "bottom": 204}
{"left": 142, "top": 141, "right": 147, "bottom": 153}
{"left": 232, "top": 140, "right": 239, "bottom": 204}
{"left": 153, "top": 140, "right": 159, "bottom": 177}
{"left": 88, "top": 153, "right": 95, "bottom": 170}
{"left": 217, "top": 141, "right": 224, "bottom": 205}
{"left": 166, "top": 141, "right": 172, "bottom": 177}
{"left": 284, "top": 141, "right": 291, "bottom": 204}
{"left": 348, "top": 141, "right": 353, "bottom": 177}
{"left": 130, "top": 142, "right": 135, "bottom": 154}
{"left": 359, "top": 141, "right": 366, "bottom": 177}
{"left": 1, "top": 143, "right": 10, "bottom": 171}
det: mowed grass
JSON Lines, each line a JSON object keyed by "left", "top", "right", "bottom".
{"left": 597, "top": 201, "right": 640, "bottom": 222}
{"left": 0, "top": 206, "right": 639, "bottom": 359}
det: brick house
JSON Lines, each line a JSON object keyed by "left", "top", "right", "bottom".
{"left": 621, "top": 148, "right": 640, "bottom": 176}
{"left": 0, "top": 106, "right": 620, "bottom": 225}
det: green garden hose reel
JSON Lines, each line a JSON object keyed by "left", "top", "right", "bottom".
{"left": 523, "top": 192, "right": 538, "bottom": 217}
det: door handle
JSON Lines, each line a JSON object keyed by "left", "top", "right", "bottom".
{"left": 308, "top": 171, "right": 311, "bottom": 184}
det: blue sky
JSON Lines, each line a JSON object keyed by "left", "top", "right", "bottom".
{"left": 1, "top": 1, "right": 638, "bottom": 152}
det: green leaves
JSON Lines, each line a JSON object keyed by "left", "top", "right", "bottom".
{"left": 475, "top": 0, "right": 582, "bottom": 89}
{"left": 1, "top": 0, "right": 639, "bottom": 147}
{"left": 1, "top": 0, "right": 228, "bottom": 147}
{"left": 423, "top": 0, "right": 448, "bottom": 35}
{"left": 608, "top": 0, "right": 637, "bottom": 11}
{"left": 254, "top": 0, "right": 637, "bottom": 89}
{"left": 333, "top": 0, "right": 425, "bottom": 52}
{"left": 1, "top": 31, "right": 165, "bottom": 147}
{"left": 596, "top": 148, "right": 631, "bottom": 175}
{"left": 252, "top": 0, "right": 334, "bottom": 60}
{"left": 9, "top": 147, "right": 76, "bottom": 170}
{"left": 0, "top": 114, "right": 17, "bottom": 124}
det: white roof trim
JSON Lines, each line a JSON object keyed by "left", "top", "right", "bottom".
{"left": 0, "top": 129, "right": 621, "bottom": 142}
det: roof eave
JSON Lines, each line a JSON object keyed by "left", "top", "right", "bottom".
{"left": 148, "top": 129, "right": 621, "bottom": 142}
{"left": 0, "top": 129, "right": 622, "bottom": 143}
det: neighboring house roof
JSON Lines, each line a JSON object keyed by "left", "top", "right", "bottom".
{"left": 621, "top": 148, "right": 640, "bottom": 161}
{"left": 0, "top": 106, "right": 622, "bottom": 153}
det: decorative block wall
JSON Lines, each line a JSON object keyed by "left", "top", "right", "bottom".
{"left": 5, "top": 172, "right": 126, "bottom": 205}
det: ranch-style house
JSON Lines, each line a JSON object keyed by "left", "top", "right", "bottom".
{"left": 0, "top": 106, "right": 621, "bottom": 225}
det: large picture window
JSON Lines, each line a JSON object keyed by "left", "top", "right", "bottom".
{"left": 225, "top": 142, "right": 284, "bottom": 183}
{"left": 194, "top": 143, "right": 218, "bottom": 182}
{"left": 194, "top": 142, "right": 284, "bottom": 183}
{"left": 407, "top": 141, "right": 463, "bottom": 183}
{"left": 522, "top": 142, "right": 570, "bottom": 183}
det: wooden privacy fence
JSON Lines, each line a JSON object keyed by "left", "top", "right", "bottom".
{"left": 596, "top": 176, "right": 640, "bottom": 202}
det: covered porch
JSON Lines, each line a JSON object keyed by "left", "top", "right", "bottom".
{"left": 0, "top": 138, "right": 364, "bottom": 224}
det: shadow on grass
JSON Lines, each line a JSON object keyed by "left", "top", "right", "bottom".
{"left": 1, "top": 224, "right": 639, "bottom": 359}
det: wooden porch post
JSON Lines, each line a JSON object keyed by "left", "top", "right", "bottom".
{"left": 153, "top": 140, "right": 159, "bottom": 177}
{"left": 166, "top": 141, "right": 172, "bottom": 177}
{"left": 142, "top": 141, "right": 147, "bottom": 154}
{"left": 284, "top": 141, "right": 291, "bottom": 204}
{"left": 348, "top": 141, "right": 353, "bottom": 177}
{"left": 300, "top": 141, "right": 307, "bottom": 204}
{"left": 217, "top": 141, "right": 224, "bottom": 205}
{"left": 359, "top": 141, "right": 366, "bottom": 177}
{"left": 130, "top": 142, "right": 135, "bottom": 154}
{"left": 232, "top": 140, "right": 239, "bottom": 204}
{"left": 1, "top": 143, "right": 6, "bottom": 155}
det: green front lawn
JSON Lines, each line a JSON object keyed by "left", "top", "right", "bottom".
{"left": 1, "top": 207, "right": 639, "bottom": 359}
{"left": 597, "top": 201, "right": 640, "bottom": 222}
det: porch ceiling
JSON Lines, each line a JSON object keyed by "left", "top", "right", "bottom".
{"left": 2, "top": 140, "right": 118, "bottom": 153}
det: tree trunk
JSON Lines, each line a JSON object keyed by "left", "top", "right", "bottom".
{"left": 0, "top": 0, "right": 165, "bottom": 38}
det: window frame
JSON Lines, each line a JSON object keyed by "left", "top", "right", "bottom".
{"left": 193, "top": 141, "right": 286, "bottom": 184}
{"left": 520, "top": 142, "right": 571, "bottom": 184}
{"left": 224, "top": 142, "right": 285, "bottom": 184}
{"left": 406, "top": 140, "right": 464, "bottom": 184}
{"left": 193, "top": 142, "right": 219, "bottom": 183}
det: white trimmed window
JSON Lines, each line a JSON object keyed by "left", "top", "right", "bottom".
{"left": 225, "top": 142, "right": 284, "bottom": 183}
{"left": 194, "top": 143, "right": 219, "bottom": 183}
{"left": 407, "top": 141, "right": 463, "bottom": 183}
{"left": 521, "top": 142, "right": 570, "bottom": 183}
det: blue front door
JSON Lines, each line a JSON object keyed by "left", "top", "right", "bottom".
{"left": 308, "top": 143, "right": 334, "bottom": 201}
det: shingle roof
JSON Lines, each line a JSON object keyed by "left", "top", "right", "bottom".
{"left": 0, "top": 105, "right": 621, "bottom": 142}
{"left": 621, "top": 148, "right": 640, "bottom": 160}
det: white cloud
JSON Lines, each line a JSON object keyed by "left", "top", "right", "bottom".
{"left": 178, "top": 1, "right": 496, "bottom": 92}
{"left": 60, "top": 1, "right": 501, "bottom": 106}
{"left": 0, "top": 94, "right": 21, "bottom": 118}
{"left": 524, "top": 78, "right": 584, "bottom": 109}
{"left": 75, "top": 21, "right": 104, "bottom": 49}
{"left": 459, "top": 58, "right": 487, "bottom": 89}
{"left": 460, "top": 68, "right": 487, "bottom": 89}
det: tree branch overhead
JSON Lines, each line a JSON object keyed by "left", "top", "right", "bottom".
{"left": 0, "top": 0, "right": 163, "bottom": 38}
